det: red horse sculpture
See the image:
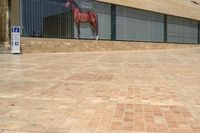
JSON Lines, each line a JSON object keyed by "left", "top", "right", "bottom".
{"left": 65, "top": 0, "right": 99, "bottom": 40}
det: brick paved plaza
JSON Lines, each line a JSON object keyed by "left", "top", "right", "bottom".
{"left": 0, "top": 48, "right": 200, "bottom": 133}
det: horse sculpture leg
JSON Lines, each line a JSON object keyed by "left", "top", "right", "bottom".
{"left": 88, "top": 13, "right": 98, "bottom": 40}
{"left": 95, "top": 25, "right": 98, "bottom": 40}
{"left": 90, "top": 23, "right": 95, "bottom": 39}
{"left": 76, "top": 23, "right": 80, "bottom": 39}
{"left": 96, "top": 32, "right": 98, "bottom": 40}
{"left": 95, "top": 18, "right": 98, "bottom": 40}
{"left": 90, "top": 22, "right": 98, "bottom": 40}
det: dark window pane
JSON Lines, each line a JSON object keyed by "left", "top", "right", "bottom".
{"left": 167, "top": 16, "right": 198, "bottom": 44}
{"left": 116, "top": 6, "right": 164, "bottom": 42}
{"left": 21, "top": 0, "right": 74, "bottom": 38}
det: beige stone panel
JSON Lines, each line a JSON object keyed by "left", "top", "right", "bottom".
{"left": 10, "top": 0, "right": 20, "bottom": 26}
{"left": 97, "top": 0, "right": 200, "bottom": 21}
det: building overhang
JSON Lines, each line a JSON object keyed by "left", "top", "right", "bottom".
{"left": 97, "top": 0, "right": 200, "bottom": 21}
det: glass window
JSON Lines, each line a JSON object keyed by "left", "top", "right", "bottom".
{"left": 21, "top": 0, "right": 111, "bottom": 40}
{"left": 21, "top": 0, "right": 74, "bottom": 38}
{"left": 167, "top": 16, "right": 198, "bottom": 44}
{"left": 116, "top": 6, "right": 164, "bottom": 42}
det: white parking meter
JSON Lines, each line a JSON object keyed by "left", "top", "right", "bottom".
{"left": 11, "top": 26, "right": 21, "bottom": 54}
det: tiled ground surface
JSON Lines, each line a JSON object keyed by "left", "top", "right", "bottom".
{"left": 0, "top": 48, "right": 200, "bottom": 133}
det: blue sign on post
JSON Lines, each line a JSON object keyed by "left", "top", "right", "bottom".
{"left": 11, "top": 26, "right": 21, "bottom": 54}
{"left": 12, "top": 27, "right": 20, "bottom": 33}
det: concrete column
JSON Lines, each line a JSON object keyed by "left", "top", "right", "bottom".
{"left": 10, "top": 0, "right": 20, "bottom": 26}
{"left": 0, "top": 0, "right": 9, "bottom": 43}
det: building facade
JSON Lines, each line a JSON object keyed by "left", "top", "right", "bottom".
{"left": 1, "top": 0, "right": 200, "bottom": 52}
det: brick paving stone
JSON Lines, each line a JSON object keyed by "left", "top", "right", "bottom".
{"left": 2, "top": 131, "right": 25, "bottom": 133}
{"left": 134, "top": 122, "right": 145, "bottom": 132}
{"left": 61, "top": 119, "right": 79, "bottom": 129}
{"left": 2, "top": 131, "right": 42, "bottom": 133}
{"left": 111, "top": 122, "right": 122, "bottom": 130}
{"left": 0, "top": 48, "right": 200, "bottom": 133}
{"left": 122, "top": 122, "right": 133, "bottom": 130}
{"left": 44, "top": 128, "right": 69, "bottom": 133}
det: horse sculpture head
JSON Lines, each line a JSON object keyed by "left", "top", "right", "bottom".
{"left": 65, "top": 0, "right": 72, "bottom": 8}
{"left": 65, "top": 0, "right": 78, "bottom": 9}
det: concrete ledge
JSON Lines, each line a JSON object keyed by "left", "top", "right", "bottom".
{"left": 3, "top": 41, "right": 10, "bottom": 48}
{"left": 0, "top": 41, "right": 10, "bottom": 54}
{"left": 0, "top": 41, "right": 9, "bottom": 47}
{"left": 21, "top": 37, "right": 200, "bottom": 53}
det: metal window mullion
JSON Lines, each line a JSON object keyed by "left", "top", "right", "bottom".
{"left": 198, "top": 21, "right": 200, "bottom": 44}
{"left": 164, "top": 14, "right": 167, "bottom": 43}
{"left": 111, "top": 4, "right": 116, "bottom": 40}
{"left": 59, "top": 0, "right": 62, "bottom": 38}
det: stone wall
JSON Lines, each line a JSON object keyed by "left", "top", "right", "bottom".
{"left": 21, "top": 37, "right": 200, "bottom": 53}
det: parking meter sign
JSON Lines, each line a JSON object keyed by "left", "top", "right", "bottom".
{"left": 11, "top": 26, "right": 21, "bottom": 54}
{"left": 12, "top": 27, "right": 20, "bottom": 33}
